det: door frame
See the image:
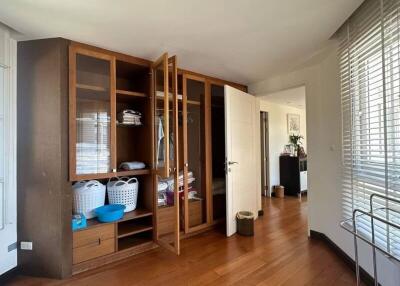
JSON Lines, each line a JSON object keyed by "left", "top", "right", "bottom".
{"left": 260, "top": 111, "right": 270, "bottom": 197}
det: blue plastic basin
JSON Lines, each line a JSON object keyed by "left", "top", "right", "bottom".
{"left": 94, "top": 204, "right": 126, "bottom": 223}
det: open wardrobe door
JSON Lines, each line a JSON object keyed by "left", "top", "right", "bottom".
{"left": 182, "top": 74, "right": 210, "bottom": 233}
{"left": 153, "top": 53, "right": 180, "bottom": 254}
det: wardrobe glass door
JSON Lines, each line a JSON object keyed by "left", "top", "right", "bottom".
{"left": 153, "top": 53, "right": 171, "bottom": 178}
{"left": 154, "top": 54, "right": 180, "bottom": 254}
{"left": 69, "top": 47, "right": 116, "bottom": 181}
{"left": 182, "top": 74, "right": 209, "bottom": 232}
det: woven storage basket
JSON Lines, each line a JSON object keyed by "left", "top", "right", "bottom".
{"left": 107, "top": 177, "right": 139, "bottom": 212}
{"left": 72, "top": 180, "right": 106, "bottom": 219}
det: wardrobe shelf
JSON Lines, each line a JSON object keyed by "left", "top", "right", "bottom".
{"left": 116, "top": 122, "right": 144, "bottom": 128}
{"left": 116, "top": 169, "right": 151, "bottom": 177}
{"left": 118, "top": 225, "right": 153, "bottom": 238}
{"left": 77, "top": 208, "right": 153, "bottom": 231}
{"left": 120, "top": 208, "right": 153, "bottom": 221}
{"left": 186, "top": 99, "right": 201, "bottom": 106}
{"left": 116, "top": 89, "right": 148, "bottom": 98}
{"left": 76, "top": 83, "right": 107, "bottom": 92}
{"left": 156, "top": 96, "right": 201, "bottom": 106}
{"left": 118, "top": 235, "right": 153, "bottom": 252}
{"left": 73, "top": 169, "right": 151, "bottom": 181}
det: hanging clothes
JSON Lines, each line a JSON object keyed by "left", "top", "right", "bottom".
{"left": 157, "top": 115, "right": 174, "bottom": 167}
{"left": 157, "top": 116, "right": 164, "bottom": 166}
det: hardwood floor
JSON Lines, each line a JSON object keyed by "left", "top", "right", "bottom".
{"left": 6, "top": 196, "right": 360, "bottom": 286}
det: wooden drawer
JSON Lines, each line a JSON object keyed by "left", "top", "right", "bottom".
{"left": 180, "top": 199, "right": 203, "bottom": 228}
{"left": 158, "top": 206, "right": 175, "bottom": 237}
{"left": 73, "top": 224, "right": 115, "bottom": 264}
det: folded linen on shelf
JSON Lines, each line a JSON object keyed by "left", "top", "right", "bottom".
{"left": 117, "top": 109, "right": 142, "bottom": 125}
{"left": 156, "top": 91, "right": 183, "bottom": 100}
{"left": 158, "top": 181, "right": 169, "bottom": 192}
{"left": 119, "top": 161, "right": 146, "bottom": 170}
{"left": 156, "top": 170, "right": 202, "bottom": 206}
{"left": 76, "top": 142, "right": 110, "bottom": 174}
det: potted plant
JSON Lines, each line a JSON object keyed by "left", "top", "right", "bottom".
{"left": 289, "top": 134, "right": 304, "bottom": 157}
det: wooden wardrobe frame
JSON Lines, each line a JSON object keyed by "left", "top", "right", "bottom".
{"left": 64, "top": 39, "right": 247, "bottom": 276}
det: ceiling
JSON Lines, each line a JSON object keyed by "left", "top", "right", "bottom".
{"left": 260, "top": 86, "right": 306, "bottom": 109}
{"left": 0, "top": 0, "right": 363, "bottom": 85}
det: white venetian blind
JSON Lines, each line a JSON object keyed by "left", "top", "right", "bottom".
{"left": 340, "top": 0, "right": 400, "bottom": 258}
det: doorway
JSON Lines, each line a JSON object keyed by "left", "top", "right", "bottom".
{"left": 258, "top": 86, "right": 307, "bottom": 198}
{"left": 210, "top": 83, "right": 226, "bottom": 223}
{"left": 260, "top": 112, "right": 270, "bottom": 197}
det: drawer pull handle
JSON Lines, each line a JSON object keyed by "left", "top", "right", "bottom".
{"left": 82, "top": 238, "right": 101, "bottom": 248}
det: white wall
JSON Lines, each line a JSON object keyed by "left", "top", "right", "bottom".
{"left": 249, "top": 40, "right": 400, "bottom": 286}
{"left": 259, "top": 99, "right": 306, "bottom": 194}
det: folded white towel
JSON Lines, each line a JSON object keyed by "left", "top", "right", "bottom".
{"left": 119, "top": 161, "right": 146, "bottom": 170}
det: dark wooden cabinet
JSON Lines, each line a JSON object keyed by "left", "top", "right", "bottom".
{"left": 279, "top": 156, "right": 307, "bottom": 196}
{"left": 18, "top": 38, "right": 72, "bottom": 278}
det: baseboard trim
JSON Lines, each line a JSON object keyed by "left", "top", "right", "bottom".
{"left": 0, "top": 266, "right": 19, "bottom": 285}
{"left": 310, "top": 230, "right": 377, "bottom": 286}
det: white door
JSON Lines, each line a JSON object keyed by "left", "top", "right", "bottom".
{"left": 225, "top": 86, "right": 260, "bottom": 236}
{"left": 0, "top": 64, "right": 17, "bottom": 275}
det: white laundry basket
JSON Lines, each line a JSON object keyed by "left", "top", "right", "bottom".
{"left": 107, "top": 177, "right": 139, "bottom": 212}
{"left": 72, "top": 180, "right": 106, "bottom": 219}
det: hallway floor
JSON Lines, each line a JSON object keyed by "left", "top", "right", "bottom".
{"left": 6, "top": 196, "right": 359, "bottom": 286}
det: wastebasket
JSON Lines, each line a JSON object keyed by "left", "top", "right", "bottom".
{"left": 274, "top": 185, "right": 285, "bottom": 198}
{"left": 236, "top": 211, "right": 254, "bottom": 236}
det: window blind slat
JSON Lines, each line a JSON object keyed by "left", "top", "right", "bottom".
{"left": 340, "top": 0, "right": 400, "bottom": 259}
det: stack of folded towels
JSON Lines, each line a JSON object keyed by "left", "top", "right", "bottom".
{"left": 117, "top": 110, "right": 142, "bottom": 126}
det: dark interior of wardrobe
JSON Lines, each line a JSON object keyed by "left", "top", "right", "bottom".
{"left": 211, "top": 84, "right": 226, "bottom": 221}
{"left": 186, "top": 79, "right": 207, "bottom": 227}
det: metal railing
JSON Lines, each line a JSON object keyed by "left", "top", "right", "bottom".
{"left": 340, "top": 193, "right": 400, "bottom": 286}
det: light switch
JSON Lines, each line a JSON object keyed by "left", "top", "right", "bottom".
{"left": 20, "top": 241, "right": 33, "bottom": 250}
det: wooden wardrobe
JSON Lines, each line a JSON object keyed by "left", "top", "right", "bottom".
{"left": 17, "top": 38, "right": 247, "bottom": 278}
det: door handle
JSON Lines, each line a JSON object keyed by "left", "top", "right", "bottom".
{"left": 228, "top": 161, "right": 239, "bottom": 165}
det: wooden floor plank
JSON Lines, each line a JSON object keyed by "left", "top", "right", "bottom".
{"left": 5, "top": 196, "right": 360, "bottom": 286}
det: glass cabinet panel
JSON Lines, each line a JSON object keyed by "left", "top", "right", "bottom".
{"left": 182, "top": 75, "right": 208, "bottom": 231}
{"left": 0, "top": 68, "right": 4, "bottom": 182}
{"left": 69, "top": 47, "right": 116, "bottom": 179}
{"left": 154, "top": 53, "right": 171, "bottom": 178}
{"left": 0, "top": 68, "right": 4, "bottom": 230}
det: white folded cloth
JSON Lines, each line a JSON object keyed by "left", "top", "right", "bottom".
{"left": 119, "top": 161, "right": 146, "bottom": 170}
{"left": 117, "top": 110, "right": 142, "bottom": 125}
{"left": 158, "top": 182, "right": 169, "bottom": 192}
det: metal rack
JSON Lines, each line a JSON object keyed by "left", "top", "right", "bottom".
{"left": 340, "top": 194, "right": 400, "bottom": 286}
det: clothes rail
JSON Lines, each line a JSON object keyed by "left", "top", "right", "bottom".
{"left": 340, "top": 194, "right": 400, "bottom": 286}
